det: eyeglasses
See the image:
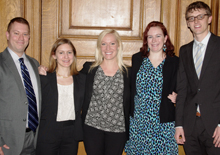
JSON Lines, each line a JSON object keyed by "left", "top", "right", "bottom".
{"left": 187, "top": 14, "right": 209, "bottom": 22}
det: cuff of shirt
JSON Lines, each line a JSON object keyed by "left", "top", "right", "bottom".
{"left": 175, "top": 126, "right": 183, "bottom": 128}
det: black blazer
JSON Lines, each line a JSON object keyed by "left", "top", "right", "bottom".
{"left": 176, "top": 33, "right": 220, "bottom": 136}
{"left": 37, "top": 72, "right": 85, "bottom": 142}
{"left": 131, "top": 52, "right": 179, "bottom": 123}
{"left": 81, "top": 62, "right": 131, "bottom": 139}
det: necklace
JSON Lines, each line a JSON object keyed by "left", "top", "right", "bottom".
{"left": 57, "top": 73, "right": 71, "bottom": 78}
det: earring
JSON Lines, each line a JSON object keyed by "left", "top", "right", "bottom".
{"left": 148, "top": 47, "right": 150, "bottom": 52}
{"left": 163, "top": 44, "right": 167, "bottom": 52}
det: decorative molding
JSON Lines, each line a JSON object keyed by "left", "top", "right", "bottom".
{"left": 58, "top": 0, "right": 143, "bottom": 40}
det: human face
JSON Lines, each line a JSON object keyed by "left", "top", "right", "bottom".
{"left": 6, "top": 22, "right": 30, "bottom": 57}
{"left": 186, "top": 9, "right": 212, "bottom": 40}
{"left": 101, "top": 33, "right": 119, "bottom": 62}
{"left": 147, "top": 26, "right": 167, "bottom": 53}
{"left": 52, "top": 44, "right": 74, "bottom": 69}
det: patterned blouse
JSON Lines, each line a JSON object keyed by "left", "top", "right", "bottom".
{"left": 85, "top": 66, "right": 125, "bottom": 132}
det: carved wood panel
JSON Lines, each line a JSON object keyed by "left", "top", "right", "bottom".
{"left": 42, "top": 0, "right": 144, "bottom": 69}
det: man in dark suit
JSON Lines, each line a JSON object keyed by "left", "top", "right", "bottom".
{"left": 175, "top": 1, "right": 220, "bottom": 154}
{"left": 0, "top": 17, "right": 41, "bottom": 155}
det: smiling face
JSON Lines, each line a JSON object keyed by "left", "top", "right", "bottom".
{"left": 186, "top": 9, "right": 212, "bottom": 40}
{"left": 101, "top": 33, "right": 119, "bottom": 62}
{"left": 52, "top": 43, "right": 74, "bottom": 69}
{"left": 147, "top": 26, "right": 167, "bottom": 53}
{"left": 6, "top": 22, "right": 30, "bottom": 57}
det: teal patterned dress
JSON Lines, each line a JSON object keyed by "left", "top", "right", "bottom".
{"left": 125, "top": 58, "right": 178, "bottom": 154}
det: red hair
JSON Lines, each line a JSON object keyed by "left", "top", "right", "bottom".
{"left": 141, "top": 21, "right": 175, "bottom": 57}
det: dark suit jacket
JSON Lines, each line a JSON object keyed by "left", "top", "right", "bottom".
{"left": 176, "top": 33, "right": 220, "bottom": 136}
{"left": 0, "top": 48, "right": 41, "bottom": 155}
{"left": 81, "top": 62, "right": 131, "bottom": 139}
{"left": 37, "top": 72, "right": 85, "bottom": 143}
{"left": 131, "top": 52, "right": 179, "bottom": 123}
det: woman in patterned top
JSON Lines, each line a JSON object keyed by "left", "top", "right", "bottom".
{"left": 81, "top": 29, "right": 131, "bottom": 155}
{"left": 125, "top": 21, "right": 179, "bottom": 154}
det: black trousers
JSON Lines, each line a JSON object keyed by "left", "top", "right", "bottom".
{"left": 83, "top": 124, "right": 127, "bottom": 155}
{"left": 20, "top": 131, "right": 35, "bottom": 155}
{"left": 184, "top": 117, "right": 220, "bottom": 155}
{"left": 36, "top": 120, "right": 78, "bottom": 155}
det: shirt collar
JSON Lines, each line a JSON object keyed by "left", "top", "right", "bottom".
{"left": 7, "top": 47, "right": 26, "bottom": 62}
{"left": 194, "top": 31, "right": 211, "bottom": 46}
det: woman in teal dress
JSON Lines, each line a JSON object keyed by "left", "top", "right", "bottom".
{"left": 125, "top": 21, "right": 179, "bottom": 154}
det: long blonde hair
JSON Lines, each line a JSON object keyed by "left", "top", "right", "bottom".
{"left": 90, "top": 29, "right": 127, "bottom": 73}
{"left": 48, "top": 38, "right": 78, "bottom": 75}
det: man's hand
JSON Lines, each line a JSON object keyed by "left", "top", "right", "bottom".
{"left": 167, "top": 91, "right": 177, "bottom": 103}
{"left": 213, "top": 126, "right": 220, "bottom": 147}
{"left": 38, "top": 65, "right": 48, "bottom": 76}
{"left": 0, "top": 144, "right": 10, "bottom": 155}
{"left": 175, "top": 127, "right": 185, "bottom": 144}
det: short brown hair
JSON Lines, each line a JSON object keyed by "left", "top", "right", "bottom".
{"left": 48, "top": 38, "right": 78, "bottom": 75}
{"left": 7, "top": 17, "right": 30, "bottom": 33}
{"left": 185, "top": 1, "right": 212, "bottom": 19}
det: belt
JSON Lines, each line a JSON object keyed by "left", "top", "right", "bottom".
{"left": 26, "top": 128, "right": 32, "bottom": 132}
{"left": 58, "top": 120, "right": 75, "bottom": 127}
{"left": 196, "top": 112, "right": 201, "bottom": 117}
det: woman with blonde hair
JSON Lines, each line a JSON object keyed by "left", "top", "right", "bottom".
{"left": 81, "top": 29, "right": 131, "bottom": 155}
{"left": 36, "top": 38, "right": 85, "bottom": 155}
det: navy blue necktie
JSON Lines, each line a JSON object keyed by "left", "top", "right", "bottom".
{"left": 19, "top": 58, "right": 38, "bottom": 132}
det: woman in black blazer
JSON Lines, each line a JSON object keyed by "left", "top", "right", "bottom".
{"left": 125, "top": 21, "right": 178, "bottom": 154}
{"left": 81, "top": 29, "right": 130, "bottom": 155}
{"left": 36, "top": 39, "right": 85, "bottom": 155}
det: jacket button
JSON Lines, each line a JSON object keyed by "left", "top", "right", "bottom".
{"left": 23, "top": 119, "right": 26, "bottom": 122}
{"left": 198, "top": 89, "right": 200, "bottom": 92}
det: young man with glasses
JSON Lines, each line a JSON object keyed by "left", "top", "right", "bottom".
{"left": 175, "top": 1, "right": 220, "bottom": 154}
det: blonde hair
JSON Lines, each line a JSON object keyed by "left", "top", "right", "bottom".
{"left": 48, "top": 38, "right": 78, "bottom": 75}
{"left": 90, "top": 29, "right": 127, "bottom": 73}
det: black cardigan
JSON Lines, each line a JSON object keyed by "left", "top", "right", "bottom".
{"left": 130, "top": 52, "right": 179, "bottom": 123}
{"left": 81, "top": 62, "right": 131, "bottom": 139}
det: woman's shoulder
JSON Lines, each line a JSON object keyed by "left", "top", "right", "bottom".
{"left": 80, "top": 61, "right": 94, "bottom": 74}
{"left": 74, "top": 72, "right": 86, "bottom": 80}
{"left": 40, "top": 72, "right": 56, "bottom": 89}
{"left": 132, "top": 51, "right": 142, "bottom": 59}
{"left": 166, "top": 55, "right": 179, "bottom": 63}
{"left": 40, "top": 72, "right": 55, "bottom": 80}
{"left": 125, "top": 66, "right": 131, "bottom": 73}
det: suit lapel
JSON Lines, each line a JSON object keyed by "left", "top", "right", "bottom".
{"left": 86, "top": 66, "right": 98, "bottom": 104}
{"left": 163, "top": 56, "right": 172, "bottom": 86}
{"left": 2, "top": 49, "right": 26, "bottom": 98}
{"left": 73, "top": 75, "right": 80, "bottom": 113}
{"left": 186, "top": 42, "right": 199, "bottom": 82}
{"left": 135, "top": 52, "right": 143, "bottom": 75}
{"left": 199, "top": 34, "right": 216, "bottom": 80}
{"left": 122, "top": 68, "right": 128, "bottom": 114}
{"left": 50, "top": 72, "right": 58, "bottom": 112}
